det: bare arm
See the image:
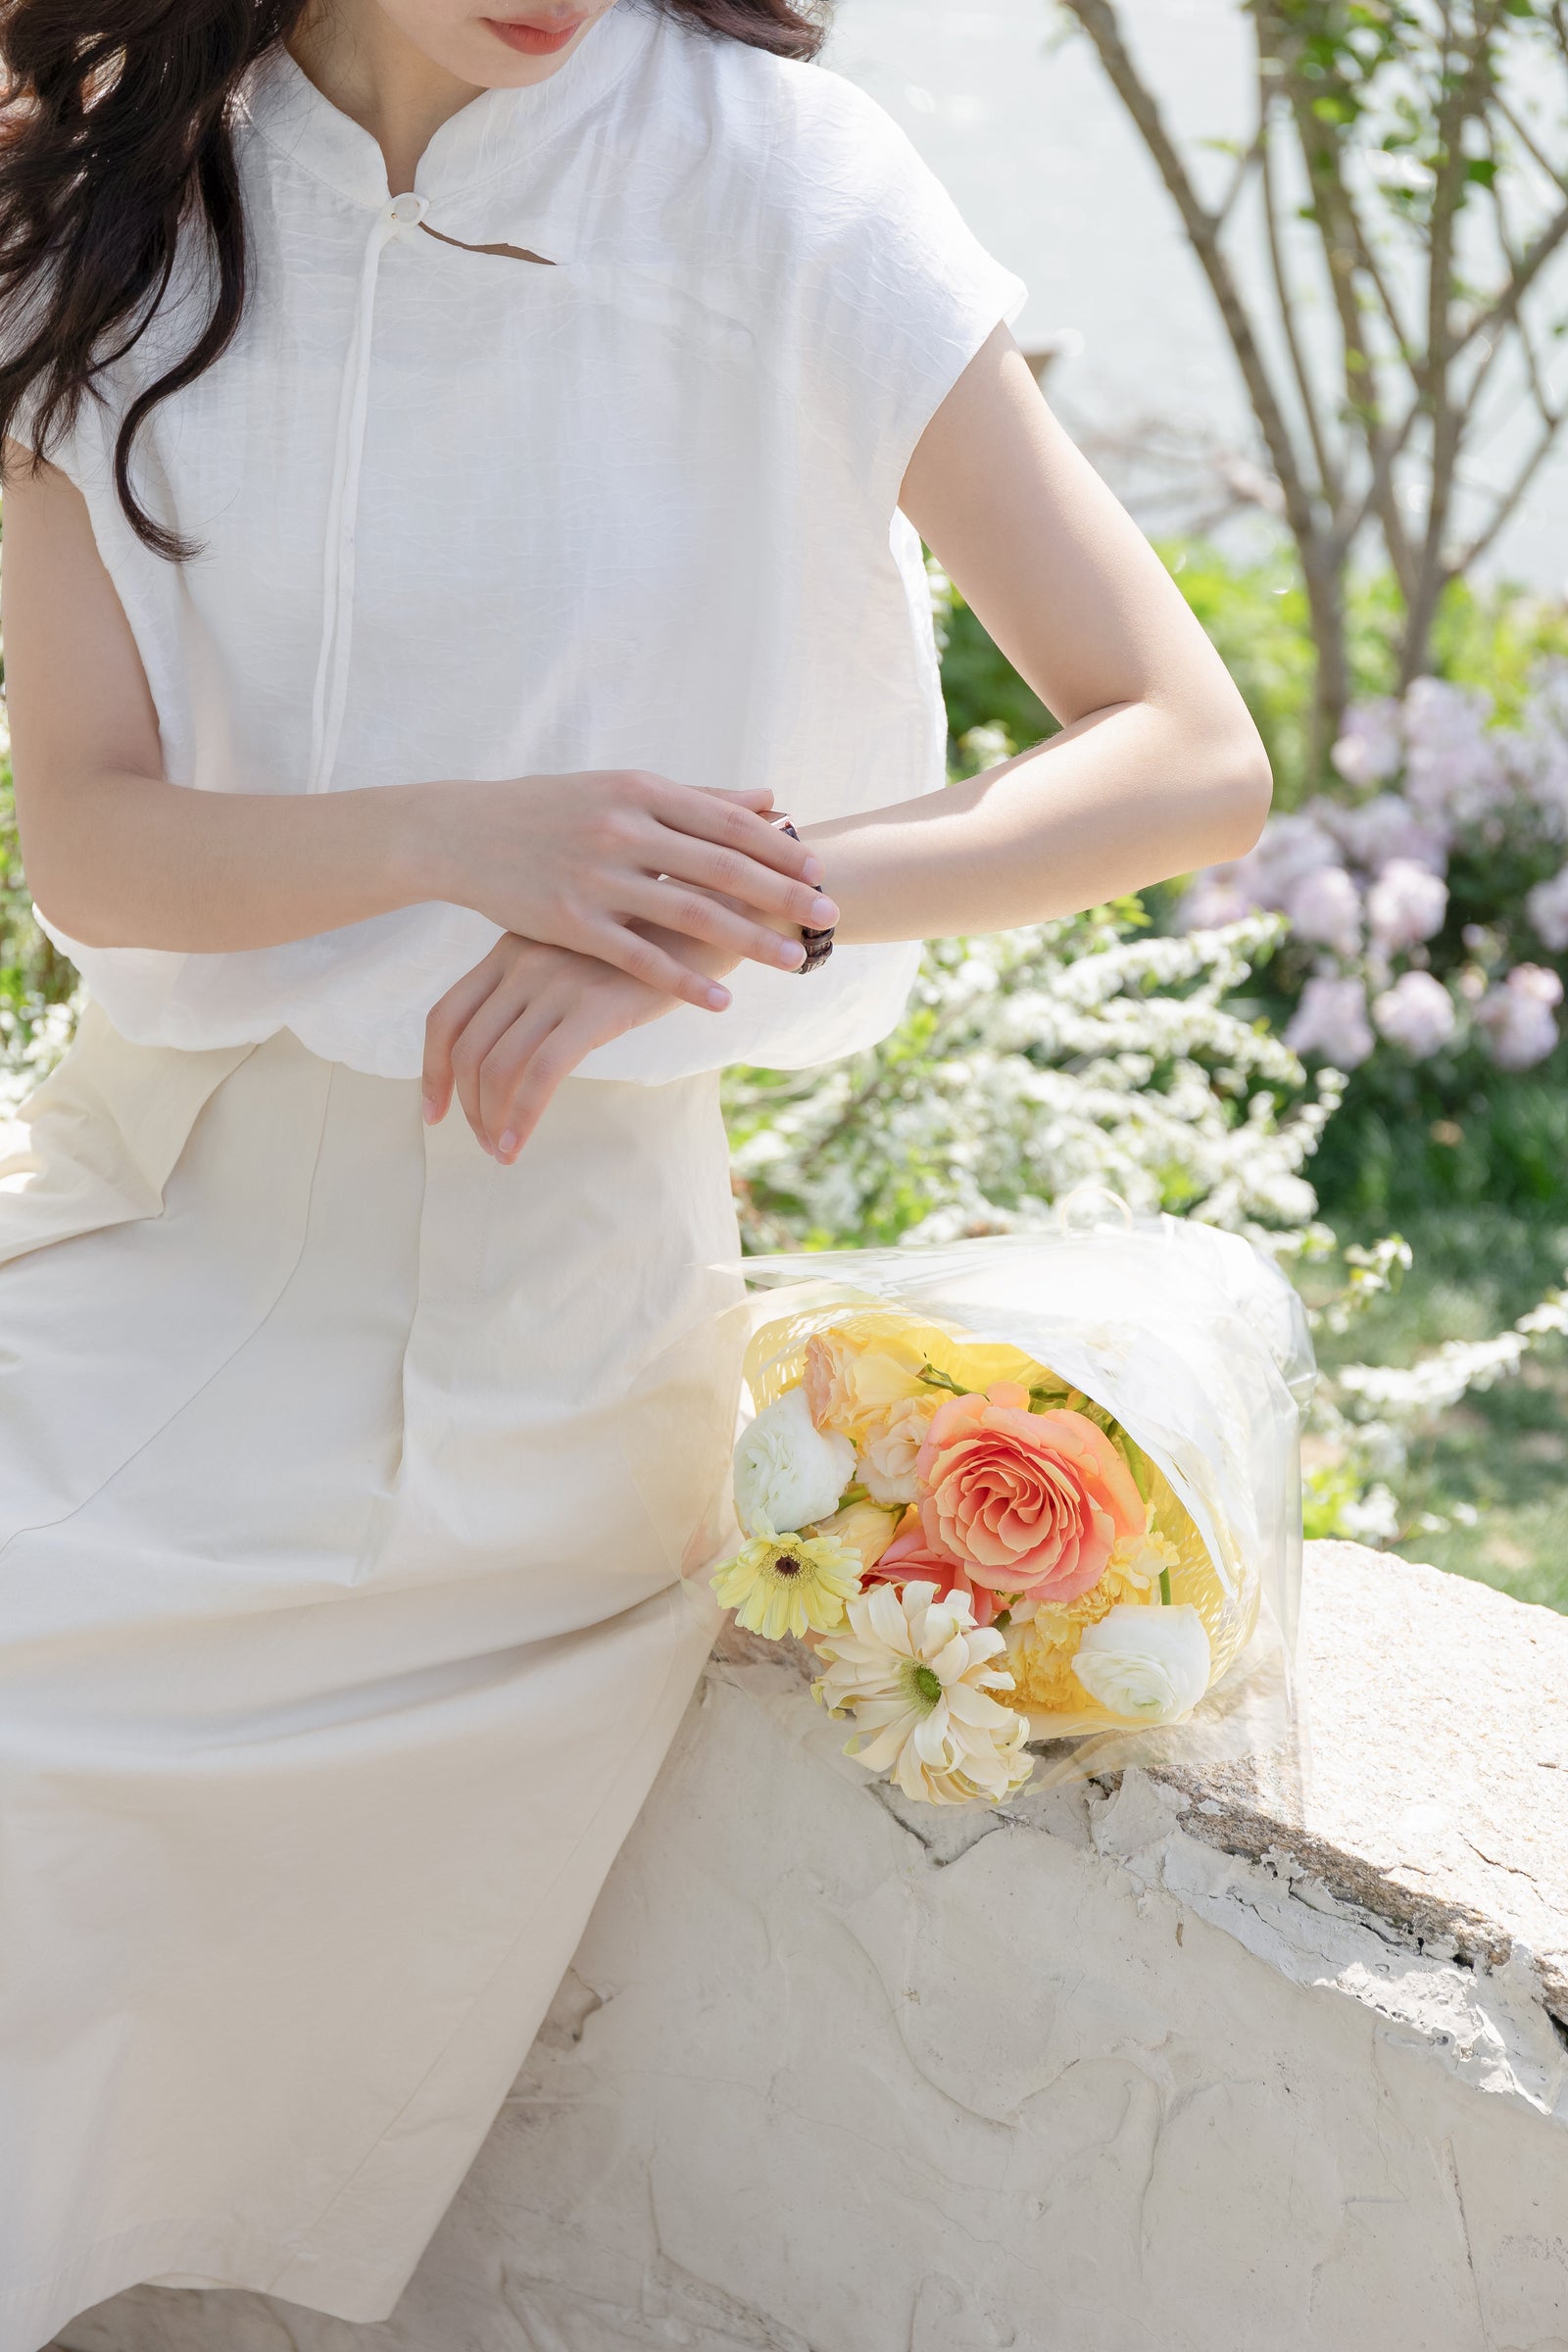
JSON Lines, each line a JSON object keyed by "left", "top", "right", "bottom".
{"left": 0, "top": 445, "right": 833, "bottom": 1010}
{"left": 805, "top": 325, "right": 1272, "bottom": 940}
{"left": 421, "top": 328, "right": 1274, "bottom": 1162}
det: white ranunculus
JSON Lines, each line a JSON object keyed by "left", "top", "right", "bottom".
{"left": 1070, "top": 1603, "right": 1212, "bottom": 1724}
{"left": 733, "top": 1388, "right": 857, "bottom": 1537}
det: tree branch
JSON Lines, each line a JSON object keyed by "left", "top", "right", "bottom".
{"left": 1452, "top": 411, "right": 1563, "bottom": 574}
{"left": 1259, "top": 87, "right": 1342, "bottom": 511}
{"left": 1058, "top": 0, "right": 1325, "bottom": 553}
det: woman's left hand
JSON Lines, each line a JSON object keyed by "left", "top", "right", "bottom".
{"left": 421, "top": 928, "right": 740, "bottom": 1161}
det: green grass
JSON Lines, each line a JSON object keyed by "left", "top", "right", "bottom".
{"left": 1310, "top": 1208, "right": 1568, "bottom": 1613}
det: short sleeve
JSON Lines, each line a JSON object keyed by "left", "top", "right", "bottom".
{"left": 772, "top": 71, "right": 1028, "bottom": 513}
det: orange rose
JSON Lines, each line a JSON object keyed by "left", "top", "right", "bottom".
{"left": 915, "top": 1382, "right": 1143, "bottom": 1605}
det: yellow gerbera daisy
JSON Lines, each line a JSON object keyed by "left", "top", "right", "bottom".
{"left": 710, "top": 1518, "right": 863, "bottom": 1642}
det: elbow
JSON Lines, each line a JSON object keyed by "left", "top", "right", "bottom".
{"left": 1199, "top": 712, "right": 1273, "bottom": 865}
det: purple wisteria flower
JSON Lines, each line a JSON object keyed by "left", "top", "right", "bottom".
{"left": 1282, "top": 863, "right": 1363, "bottom": 956}
{"left": 1372, "top": 969, "right": 1455, "bottom": 1058}
{"left": 1526, "top": 865, "right": 1568, "bottom": 953}
{"left": 1331, "top": 698, "right": 1403, "bottom": 789}
{"left": 1476, "top": 964, "right": 1564, "bottom": 1072}
{"left": 1285, "top": 975, "right": 1375, "bottom": 1069}
{"left": 1366, "top": 858, "right": 1448, "bottom": 952}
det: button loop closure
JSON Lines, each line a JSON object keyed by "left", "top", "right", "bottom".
{"left": 305, "top": 191, "right": 432, "bottom": 796}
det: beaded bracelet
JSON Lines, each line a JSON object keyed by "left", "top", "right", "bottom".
{"left": 769, "top": 813, "right": 836, "bottom": 974}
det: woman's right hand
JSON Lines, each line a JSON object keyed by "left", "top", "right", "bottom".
{"left": 429, "top": 770, "right": 839, "bottom": 1012}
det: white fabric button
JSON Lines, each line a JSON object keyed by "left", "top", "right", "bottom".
{"left": 387, "top": 192, "right": 428, "bottom": 227}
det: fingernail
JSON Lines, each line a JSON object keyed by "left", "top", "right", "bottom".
{"left": 808, "top": 896, "right": 839, "bottom": 926}
{"left": 498, "top": 1130, "right": 518, "bottom": 1158}
{"left": 779, "top": 939, "right": 806, "bottom": 967}
{"left": 802, "top": 856, "right": 823, "bottom": 884}
{"left": 706, "top": 984, "right": 731, "bottom": 1009}
{"left": 421, "top": 1090, "right": 439, "bottom": 1124}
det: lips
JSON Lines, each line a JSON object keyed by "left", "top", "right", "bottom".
{"left": 482, "top": 12, "right": 585, "bottom": 53}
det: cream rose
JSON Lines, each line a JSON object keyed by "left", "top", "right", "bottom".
{"left": 1069, "top": 1603, "right": 1212, "bottom": 1723}
{"left": 858, "top": 1395, "right": 938, "bottom": 1507}
{"left": 733, "top": 1388, "right": 856, "bottom": 1537}
{"left": 803, "top": 1330, "right": 929, "bottom": 1442}
{"left": 809, "top": 1499, "right": 905, "bottom": 1573}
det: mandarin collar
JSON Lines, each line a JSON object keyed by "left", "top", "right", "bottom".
{"left": 239, "top": 0, "right": 653, "bottom": 214}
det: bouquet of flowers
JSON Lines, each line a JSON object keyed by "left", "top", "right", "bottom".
{"left": 703, "top": 1213, "right": 1312, "bottom": 1808}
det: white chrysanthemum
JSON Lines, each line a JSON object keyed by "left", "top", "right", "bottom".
{"left": 812, "top": 1580, "right": 1035, "bottom": 1808}
{"left": 1070, "top": 1602, "right": 1212, "bottom": 1723}
{"left": 732, "top": 1388, "right": 856, "bottom": 1537}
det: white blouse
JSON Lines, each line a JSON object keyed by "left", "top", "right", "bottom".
{"left": 28, "top": 0, "right": 1025, "bottom": 1083}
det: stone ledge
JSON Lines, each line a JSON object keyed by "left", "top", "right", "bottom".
{"left": 1146, "top": 1541, "right": 1568, "bottom": 2031}
{"left": 722, "top": 1539, "right": 1568, "bottom": 2033}
{"left": 53, "top": 1542, "right": 1568, "bottom": 2352}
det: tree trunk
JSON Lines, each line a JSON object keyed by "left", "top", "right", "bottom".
{"left": 1398, "top": 566, "right": 1446, "bottom": 691}
{"left": 1299, "top": 534, "right": 1350, "bottom": 781}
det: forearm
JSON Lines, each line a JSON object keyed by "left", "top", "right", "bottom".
{"left": 20, "top": 767, "right": 440, "bottom": 952}
{"left": 803, "top": 699, "right": 1269, "bottom": 946}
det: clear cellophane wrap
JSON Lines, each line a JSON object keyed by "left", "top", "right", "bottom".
{"left": 622, "top": 1211, "right": 1314, "bottom": 1791}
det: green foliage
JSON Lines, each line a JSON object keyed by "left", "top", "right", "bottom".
{"left": 1156, "top": 539, "right": 1568, "bottom": 808}
{"left": 0, "top": 750, "right": 73, "bottom": 1060}
{"left": 1311, "top": 1208, "right": 1568, "bottom": 1612}
{"left": 938, "top": 587, "right": 1055, "bottom": 757}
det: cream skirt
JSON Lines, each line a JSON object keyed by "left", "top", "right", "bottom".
{"left": 0, "top": 1005, "right": 744, "bottom": 2348}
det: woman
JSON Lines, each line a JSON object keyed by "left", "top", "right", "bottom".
{"left": 0, "top": 0, "right": 1268, "bottom": 2337}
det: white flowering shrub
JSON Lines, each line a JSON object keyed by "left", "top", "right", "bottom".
{"left": 1178, "top": 668, "right": 1568, "bottom": 1079}
{"left": 725, "top": 906, "right": 1340, "bottom": 1257}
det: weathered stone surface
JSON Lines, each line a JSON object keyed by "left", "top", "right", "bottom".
{"left": 1150, "top": 1541, "right": 1568, "bottom": 2026}
{"left": 54, "top": 1543, "right": 1568, "bottom": 2352}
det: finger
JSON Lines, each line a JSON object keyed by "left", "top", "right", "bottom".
{"left": 478, "top": 1003, "right": 565, "bottom": 1156}
{"left": 423, "top": 951, "right": 511, "bottom": 1125}
{"left": 644, "top": 784, "right": 826, "bottom": 888}
{"left": 650, "top": 834, "right": 840, "bottom": 931}
{"left": 620, "top": 877, "right": 807, "bottom": 971}
{"left": 580, "top": 919, "right": 735, "bottom": 1009}
{"left": 450, "top": 973, "right": 544, "bottom": 1152}
{"left": 709, "top": 786, "right": 775, "bottom": 809}
{"left": 487, "top": 1020, "right": 577, "bottom": 1162}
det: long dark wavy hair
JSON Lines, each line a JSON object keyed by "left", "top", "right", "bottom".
{"left": 0, "top": 0, "right": 826, "bottom": 557}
